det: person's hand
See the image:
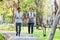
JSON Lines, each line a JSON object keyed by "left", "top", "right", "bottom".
{"left": 29, "top": 16, "right": 34, "bottom": 18}
{"left": 20, "top": 17, "right": 22, "bottom": 19}
{"left": 16, "top": 17, "right": 19, "bottom": 19}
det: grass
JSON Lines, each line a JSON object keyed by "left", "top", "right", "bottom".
{"left": 0, "top": 33, "right": 4, "bottom": 40}
{"left": 0, "top": 24, "right": 60, "bottom": 40}
{"left": 34, "top": 28, "right": 60, "bottom": 40}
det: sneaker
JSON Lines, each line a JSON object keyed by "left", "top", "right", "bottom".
{"left": 30, "top": 34, "right": 33, "bottom": 37}
{"left": 19, "top": 34, "right": 20, "bottom": 37}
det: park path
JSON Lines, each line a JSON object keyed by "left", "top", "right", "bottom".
{"left": 0, "top": 31, "right": 41, "bottom": 40}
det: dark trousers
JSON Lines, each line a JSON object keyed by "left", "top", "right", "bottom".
{"left": 28, "top": 23, "right": 34, "bottom": 34}
{"left": 16, "top": 23, "right": 21, "bottom": 36}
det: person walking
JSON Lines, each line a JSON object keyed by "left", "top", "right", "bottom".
{"left": 14, "top": 7, "right": 23, "bottom": 36}
{"left": 26, "top": 8, "right": 35, "bottom": 34}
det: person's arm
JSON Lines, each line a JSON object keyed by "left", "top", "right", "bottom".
{"left": 14, "top": 12, "right": 20, "bottom": 19}
{"left": 14, "top": 13, "right": 16, "bottom": 18}
{"left": 14, "top": 13, "right": 16, "bottom": 21}
{"left": 26, "top": 13, "right": 29, "bottom": 19}
{"left": 22, "top": 13, "right": 24, "bottom": 20}
{"left": 26, "top": 13, "right": 29, "bottom": 23}
{"left": 30, "top": 13, "right": 36, "bottom": 18}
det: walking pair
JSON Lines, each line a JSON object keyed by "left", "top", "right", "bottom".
{"left": 14, "top": 7, "right": 35, "bottom": 36}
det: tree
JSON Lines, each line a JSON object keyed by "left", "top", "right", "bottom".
{"left": 0, "top": 0, "right": 3, "bottom": 1}
{"left": 35, "top": 0, "right": 44, "bottom": 29}
{"left": 11, "top": 1, "right": 18, "bottom": 23}
{"left": 48, "top": 0, "right": 59, "bottom": 40}
{"left": 0, "top": 0, "right": 17, "bottom": 23}
{"left": 2, "top": 0, "right": 19, "bottom": 23}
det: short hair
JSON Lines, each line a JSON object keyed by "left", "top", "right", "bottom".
{"left": 17, "top": 7, "right": 21, "bottom": 10}
{"left": 29, "top": 7, "right": 33, "bottom": 10}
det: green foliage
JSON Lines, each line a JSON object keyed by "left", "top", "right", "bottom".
{"left": 0, "top": 0, "right": 3, "bottom": 1}
{"left": 0, "top": 33, "right": 4, "bottom": 40}
{"left": 0, "top": 0, "right": 44, "bottom": 21}
{"left": 34, "top": 29, "right": 60, "bottom": 40}
{"left": 19, "top": 0, "right": 36, "bottom": 18}
{"left": 0, "top": 24, "right": 15, "bottom": 31}
{"left": 0, "top": 2, "right": 3, "bottom": 14}
{"left": 0, "top": 26, "right": 60, "bottom": 40}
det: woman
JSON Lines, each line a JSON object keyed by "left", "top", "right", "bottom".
{"left": 26, "top": 8, "right": 35, "bottom": 34}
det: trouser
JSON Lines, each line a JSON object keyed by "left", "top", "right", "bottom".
{"left": 16, "top": 23, "right": 21, "bottom": 36}
{"left": 28, "top": 23, "right": 34, "bottom": 34}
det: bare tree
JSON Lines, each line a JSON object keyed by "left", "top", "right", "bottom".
{"left": 48, "top": 0, "right": 59, "bottom": 40}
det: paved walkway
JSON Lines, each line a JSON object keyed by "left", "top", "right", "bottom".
{"left": 0, "top": 31, "right": 41, "bottom": 40}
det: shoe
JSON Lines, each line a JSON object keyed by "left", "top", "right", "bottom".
{"left": 30, "top": 34, "right": 33, "bottom": 37}
{"left": 16, "top": 33, "right": 18, "bottom": 36}
{"left": 16, "top": 32, "right": 19, "bottom": 36}
{"left": 43, "top": 34, "right": 46, "bottom": 37}
{"left": 19, "top": 34, "right": 20, "bottom": 37}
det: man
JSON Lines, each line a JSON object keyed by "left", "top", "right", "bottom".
{"left": 14, "top": 7, "right": 23, "bottom": 36}
{"left": 26, "top": 8, "right": 35, "bottom": 34}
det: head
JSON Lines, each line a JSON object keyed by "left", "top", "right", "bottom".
{"left": 17, "top": 7, "right": 21, "bottom": 13}
{"left": 29, "top": 8, "right": 33, "bottom": 13}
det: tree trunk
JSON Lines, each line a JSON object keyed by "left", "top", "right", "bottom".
{"left": 48, "top": 14, "right": 59, "bottom": 40}
{"left": 35, "top": 0, "right": 39, "bottom": 29}
{"left": 48, "top": 0, "right": 59, "bottom": 40}
{"left": 11, "top": 7, "right": 14, "bottom": 23}
{"left": 2, "top": 8, "right": 6, "bottom": 23}
{"left": 35, "top": 0, "right": 41, "bottom": 29}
